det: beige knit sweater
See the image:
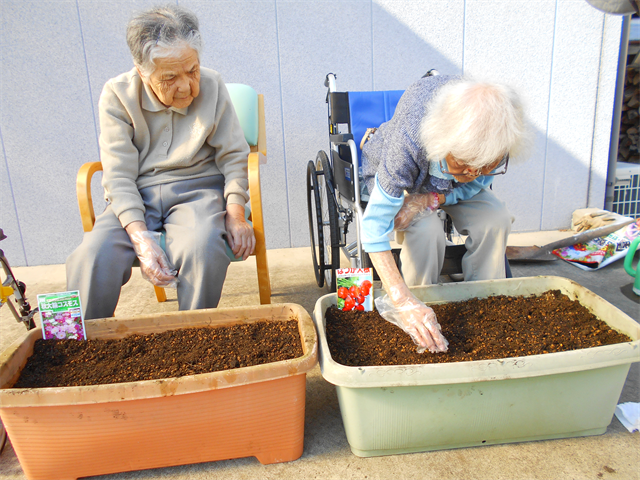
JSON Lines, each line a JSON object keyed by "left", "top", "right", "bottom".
{"left": 98, "top": 67, "right": 250, "bottom": 228}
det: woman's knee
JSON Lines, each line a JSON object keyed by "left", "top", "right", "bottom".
{"left": 167, "top": 224, "right": 228, "bottom": 270}
{"left": 489, "top": 205, "right": 513, "bottom": 233}
{"left": 69, "top": 225, "right": 136, "bottom": 275}
{"left": 406, "top": 211, "right": 446, "bottom": 240}
{"left": 467, "top": 202, "right": 512, "bottom": 239}
{"left": 70, "top": 232, "right": 114, "bottom": 265}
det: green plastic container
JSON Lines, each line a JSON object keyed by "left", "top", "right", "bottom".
{"left": 312, "top": 276, "right": 640, "bottom": 457}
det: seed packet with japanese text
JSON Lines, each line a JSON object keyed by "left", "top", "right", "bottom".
{"left": 553, "top": 220, "right": 639, "bottom": 270}
{"left": 336, "top": 268, "right": 374, "bottom": 312}
{"left": 37, "top": 290, "right": 86, "bottom": 340}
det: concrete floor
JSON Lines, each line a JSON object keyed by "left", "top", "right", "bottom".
{"left": 0, "top": 233, "right": 639, "bottom": 480}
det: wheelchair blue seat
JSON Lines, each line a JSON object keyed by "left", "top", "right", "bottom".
{"left": 326, "top": 89, "right": 404, "bottom": 204}
{"left": 348, "top": 90, "right": 404, "bottom": 165}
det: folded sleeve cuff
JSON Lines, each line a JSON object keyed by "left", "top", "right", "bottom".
{"left": 226, "top": 193, "right": 246, "bottom": 206}
{"left": 363, "top": 239, "right": 394, "bottom": 253}
{"left": 118, "top": 208, "right": 146, "bottom": 228}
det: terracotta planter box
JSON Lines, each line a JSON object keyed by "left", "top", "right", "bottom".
{"left": 0, "top": 303, "right": 317, "bottom": 480}
{"left": 313, "top": 276, "right": 640, "bottom": 457}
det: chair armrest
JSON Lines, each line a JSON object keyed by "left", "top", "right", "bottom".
{"left": 247, "top": 148, "right": 271, "bottom": 303}
{"left": 76, "top": 162, "right": 103, "bottom": 232}
{"left": 248, "top": 151, "right": 266, "bottom": 248}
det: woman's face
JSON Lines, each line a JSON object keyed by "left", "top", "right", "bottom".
{"left": 141, "top": 48, "right": 201, "bottom": 109}
{"left": 444, "top": 154, "right": 503, "bottom": 183}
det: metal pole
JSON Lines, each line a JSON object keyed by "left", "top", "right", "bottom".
{"left": 605, "top": 14, "right": 631, "bottom": 210}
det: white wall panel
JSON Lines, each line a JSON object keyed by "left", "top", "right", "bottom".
{"left": 373, "top": 0, "right": 465, "bottom": 87}
{"left": 464, "top": 0, "right": 557, "bottom": 232}
{"left": 0, "top": 136, "right": 26, "bottom": 266}
{"left": 542, "top": 0, "right": 604, "bottom": 230}
{"left": 1, "top": 0, "right": 96, "bottom": 265}
{"left": 277, "top": 0, "right": 372, "bottom": 248}
{"left": 0, "top": 0, "right": 626, "bottom": 266}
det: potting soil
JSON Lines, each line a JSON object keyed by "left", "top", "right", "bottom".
{"left": 326, "top": 289, "right": 632, "bottom": 366}
{"left": 13, "top": 320, "right": 303, "bottom": 388}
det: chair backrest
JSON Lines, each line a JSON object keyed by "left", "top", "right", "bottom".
{"left": 348, "top": 90, "right": 404, "bottom": 165}
{"left": 222, "top": 83, "right": 260, "bottom": 262}
{"left": 226, "top": 83, "right": 259, "bottom": 147}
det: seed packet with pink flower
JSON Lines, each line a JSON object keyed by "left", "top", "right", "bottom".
{"left": 37, "top": 291, "right": 86, "bottom": 340}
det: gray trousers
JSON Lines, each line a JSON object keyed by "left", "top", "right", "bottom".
{"left": 66, "top": 175, "right": 230, "bottom": 319}
{"left": 396, "top": 188, "right": 513, "bottom": 286}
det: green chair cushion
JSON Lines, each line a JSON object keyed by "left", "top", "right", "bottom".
{"left": 226, "top": 83, "right": 259, "bottom": 146}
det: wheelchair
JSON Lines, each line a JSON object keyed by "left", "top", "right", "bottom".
{"left": 306, "top": 70, "right": 466, "bottom": 292}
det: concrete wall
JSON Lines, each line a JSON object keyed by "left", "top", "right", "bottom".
{"left": 0, "top": 0, "right": 623, "bottom": 266}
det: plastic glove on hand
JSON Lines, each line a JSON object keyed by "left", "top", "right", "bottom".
{"left": 573, "top": 210, "right": 617, "bottom": 232}
{"left": 129, "top": 231, "right": 179, "bottom": 288}
{"left": 375, "top": 286, "right": 448, "bottom": 353}
{"left": 394, "top": 192, "right": 440, "bottom": 231}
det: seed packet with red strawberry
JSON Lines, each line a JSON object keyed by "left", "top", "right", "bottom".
{"left": 336, "top": 268, "right": 374, "bottom": 312}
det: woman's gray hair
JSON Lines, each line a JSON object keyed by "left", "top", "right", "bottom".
{"left": 126, "top": 4, "right": 203, "bottom": 77}
{"left": 420, "top": 79, "right": 529, "bottom": 169}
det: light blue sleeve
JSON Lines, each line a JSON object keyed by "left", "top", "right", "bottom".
{"left": 361, "top": 174, "right": 404, "bottom": 253}
{"left": 444, "top": 176, "right": 494, "bottom": 205}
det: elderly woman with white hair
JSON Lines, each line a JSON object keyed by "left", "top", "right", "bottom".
{"left": 360, "top": 74, "right": 528, "bottom": 354}
{"left": 66, "top": 4, "right": 254, "bottom": 319}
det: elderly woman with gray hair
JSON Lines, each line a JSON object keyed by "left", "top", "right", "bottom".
{"left": 361, "top": 74, "right": 528, "bottom": 354}
{"left": 66, "top": 4, "right": 254, "bottom": 319}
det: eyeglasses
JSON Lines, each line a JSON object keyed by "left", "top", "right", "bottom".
{"left": 440, "top": 153, "right": 509, "bottom": 177}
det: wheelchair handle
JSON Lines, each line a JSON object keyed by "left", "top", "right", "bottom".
{"left": 325, "top": 73, "right": 337, "bottom": 92}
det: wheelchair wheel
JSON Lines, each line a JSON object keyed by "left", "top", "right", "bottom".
{"left": 306, "top": 153, "right": 340, "bottom": 292}
{"left": 307, "top": 160, "right": 325, "bottom": 287}
{"left": 317, "top": 151, "right": 340, "bottom": 292}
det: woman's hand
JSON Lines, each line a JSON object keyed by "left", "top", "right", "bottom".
{"left": 393, "top": 192, "right": 440, "bottom": 231}
{"left": 225, "top": 204, "right": 256, "bottom": 261}
{"left": 126, "top": 221, "right": 178, "bottom": 287}
{"left": 379, "top": 283, "right": 448, "bottom": 353}
{"left": 368, "top": 251, "right": 448, "bottom": 353}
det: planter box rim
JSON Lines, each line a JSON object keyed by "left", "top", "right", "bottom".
{"left": 0, "top": 302, "right": 317, "bottom": 407}
{"left": 314, "top": 276, "right": 640, "bottom": 388}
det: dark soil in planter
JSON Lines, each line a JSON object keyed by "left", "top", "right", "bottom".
{"left": 13, "top": 320, "right": 303, "bottom": 388}
{"left": 325, "top": 290, "right": 632, "bottom": 366}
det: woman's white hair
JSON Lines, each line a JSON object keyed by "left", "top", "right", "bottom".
{"left": 126, "top": 4, "right": 203, "bottom": 77}
{"left": 420, "top": 79, "right": 529, "bottom": 169}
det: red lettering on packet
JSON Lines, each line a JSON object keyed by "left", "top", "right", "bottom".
{"left": 336, "top": 268, "right": 371, "bottom": 275}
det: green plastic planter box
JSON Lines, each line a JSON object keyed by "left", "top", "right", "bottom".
{"left": 312, "top": 276, "right": 640, "bottom": 457}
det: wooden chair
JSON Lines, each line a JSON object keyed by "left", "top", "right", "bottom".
{"left": 76, "top": 84, "right": 271, "bottom": 304}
